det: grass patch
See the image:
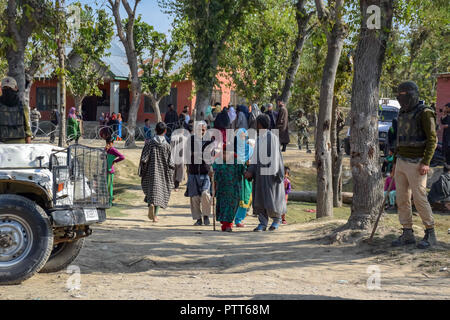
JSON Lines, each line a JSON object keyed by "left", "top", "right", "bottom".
{"left": 286, "top": 201, "right": 351, "bottom": 224}
{"left": 287, "top": 164, "right": 353, "bottom": 192}
{"left": 106, "top": 206, "right": 128, "bottom": 217}
{"left": 287, "top": 166, "right": 450, "bottom": 242}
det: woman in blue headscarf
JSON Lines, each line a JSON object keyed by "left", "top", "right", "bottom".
{"left": 234, "top": 128, "right": 254, "bottom": 227}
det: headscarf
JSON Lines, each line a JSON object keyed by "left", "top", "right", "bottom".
{"left": 236, "top": 128, "right": 254, "bottom": 163}
{"left": 68, "top": 107, "right": 77, "bottom": 119}
{"left": 251, "top": 103, "right": 261, "bottom": 117}
{"left": 205, "top": 105, "right": 212, "bottom": 117}
{"left": 214, "top": 108, "right": 230, "bottom": 129}
{"left": 237, "top": 105, "right": 250, "bottom": 120}
{"left": 194, "top": 120, "right": 207, "bottom": 137}
{"left": 228, "top": 106, "right": 237, "bottom": 123}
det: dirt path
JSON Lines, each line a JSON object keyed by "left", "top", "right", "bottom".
{"left": 2, "top": 186, "right": 449, "bottom": 300}
{"left": 2, "top": 145, "right": 449, "bottom": 300}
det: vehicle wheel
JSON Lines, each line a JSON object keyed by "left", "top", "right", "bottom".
{"left": 0, "top": 195, "right": 53, "bottom": 285}
{"left": 40, "top": 238, "right": 85, "bottom": 273}
{"left": 344, "top": 138, "right": 350, "bottom": 156}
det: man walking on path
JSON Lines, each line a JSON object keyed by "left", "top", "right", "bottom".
{"left": 185, "top": 121, "right": 213, "bottom": 226}
{"left": 0, "top": 77, "right": 32, "bottom": 144}
{"left": 139, "top": 122, "right": 175, "bottom": 222}
{"left": 392, "top": 81, "right": 438, "bottom": 249}
{"left": 276, "top": 100, "right": 290, "bottom": 152}
{"left": 245, "top": 114, "right": 287, "bottom": 232}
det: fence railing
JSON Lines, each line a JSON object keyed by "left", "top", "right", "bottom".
{"left": 32, "top": 121, "right": 152, "bottom": 145}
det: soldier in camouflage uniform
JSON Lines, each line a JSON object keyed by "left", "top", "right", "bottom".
{"left": 0, "top": 77, "right": 32, "bottom": 144}
{"left": 295, "top": 109, "right": 311, "bottom": 153}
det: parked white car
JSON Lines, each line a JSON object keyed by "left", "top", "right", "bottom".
{"left": 344, "top": 99, "right": 401, "bottom": 156}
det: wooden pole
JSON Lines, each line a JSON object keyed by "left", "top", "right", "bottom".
{"left": 56, "top": 0, "right": 67, "bottom": 147}
{"left": 212, "top": 175, "right": 216, "bottom": 231}
{"left": 368, "top": 176, "right": 395, "bottom": 244}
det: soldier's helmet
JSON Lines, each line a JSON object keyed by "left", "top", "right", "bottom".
{"left": 1, "top": 76, "right": 17, "bottom": 90}
{"left": 297, "top": 108, "right": 304, "bottom": 114}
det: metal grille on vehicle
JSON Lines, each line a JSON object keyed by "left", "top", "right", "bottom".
{"left": 52, "top": 145, "right": 109, "bottom": 209}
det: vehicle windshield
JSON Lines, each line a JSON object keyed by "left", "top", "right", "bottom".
{"left": 378, "top": 109, "right": 398, "bottom": 122}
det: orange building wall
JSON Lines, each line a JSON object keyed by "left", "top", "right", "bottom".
{"left": 29, "top": 73, "right": 238, "bottom": 124}
{"left": 30, "top": 79, "right": 75, "bottom": 121}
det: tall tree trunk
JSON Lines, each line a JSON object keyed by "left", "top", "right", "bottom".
{"left": 6, "top": 49, "right": 32, "bottom": 135}
{"left": 125, "top": 79, "right": 141, "bottom": 148}
{"left": 6, "top": 49, "right": 26, "bottom": 101}
{"left": 280, "top": 0, "right": 312, "bottom": 107}
{"left": 315, "top": 10, "right": 346, "bottom": 219}
{"left": 109, "top": 0, "right": 142, "bottom": 148}
{"left": 194, "top": 86, "right": 212, "bottom": 121}
{"left": 149, "top": 95, "right": 162, "bottom": 123}
{"left": 74, "top": 95, "right": 84, "bottom": 114}
{"left": 313, "top": 111, "right": 318, "bottom": 144}
{"left": 331, "top": 96, "right": 343, "bottom": 207}
{"left": 347, "top": 0, "right": 394, "bottom": 230}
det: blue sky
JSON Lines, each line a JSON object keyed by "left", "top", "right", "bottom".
{"left": 70, "top": 0, "right": 173, "bottom": 34}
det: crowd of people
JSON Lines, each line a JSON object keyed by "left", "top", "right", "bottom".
{"left": 0, "top": 75, "right": 447, "bottom": 248}
{"left": 134, "top": 100, "right": 294, "bottom": 232}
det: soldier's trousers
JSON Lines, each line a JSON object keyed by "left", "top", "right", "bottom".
{"left": 297, "top": 132, "right": 309, "bottom": 149}
{"left": 395, "top": 158, "right": 435, "bottom": 229}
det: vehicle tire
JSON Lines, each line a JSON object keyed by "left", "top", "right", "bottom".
{"left": 40, "top": 238, "right": 85, "bottom": 273}
{"left": 344, "top": 138, "right": 350, "bottom": 156}
{"left": 0, "top": 195, "right": 53, "bottom": 285}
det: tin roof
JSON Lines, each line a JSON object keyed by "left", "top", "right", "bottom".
{"left": 35, "top": 40, "right": 130, "bottom": 80}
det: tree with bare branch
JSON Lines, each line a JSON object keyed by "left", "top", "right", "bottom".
{"left": 108, "top": 0, "right": 142, "bottom": 148}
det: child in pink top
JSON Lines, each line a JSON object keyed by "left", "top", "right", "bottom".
{"left": 282, "top": 167, "right": 291, "bottom": 224}
{"left": 384, "top": 169, "right": 396, "bottom": 209}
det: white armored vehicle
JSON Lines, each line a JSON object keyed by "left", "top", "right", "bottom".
{"left": 0, "top": 144, "right": 109, "bottom": 284}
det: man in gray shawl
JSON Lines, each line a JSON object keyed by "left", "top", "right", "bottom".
{"left": 139, "top": 122, "right": 175, "bottom": 222}
{"left": 245, "top": 114, "right": 287, "bottom": 231}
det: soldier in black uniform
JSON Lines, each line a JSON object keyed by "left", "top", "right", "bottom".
{"left": 0, "top": 77, "right": 32, "bottom": 144}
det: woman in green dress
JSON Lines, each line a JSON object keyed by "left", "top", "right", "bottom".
{"left": 213, "top": 148, "right": 245, "bottom": 232}
{"left": 67, "top": 107, "right": 80, "bottom": 144}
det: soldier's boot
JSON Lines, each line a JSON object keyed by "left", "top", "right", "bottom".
{"left": 417, "top": 228, "right": 437, "bottom": 249}
{"left": 391, "top": 228, "right": 416, "bottom": 247}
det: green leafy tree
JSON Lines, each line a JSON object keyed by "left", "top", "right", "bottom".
{"left": 346, "top": 0, "right": 395, "bottom": 231}
{"left": 108, "top": 0, "right": 142, "bottom": 148}
{"left": 0, "top": 0, "right": 55, "bottom": 105}
{"left": 381, "top": 0, "right": 450, "bottom": 103}
{"left": 66, "top": 4, "right": 114, "bottom": 114}
{"left": 220, "top": 0, "right": 297, "bottom": 103}
{"left": 160, "top": 0, "right": 264, "bottom": 119}
{"left": 314, "top": 0, "right": 348, "bottom": 219}
{"left": 134, "top": 18, "right": 186, "bottom": 122}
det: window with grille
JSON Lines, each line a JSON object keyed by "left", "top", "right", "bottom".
{"left": 36, "top": 87, "right": 57, "bottom": 111}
